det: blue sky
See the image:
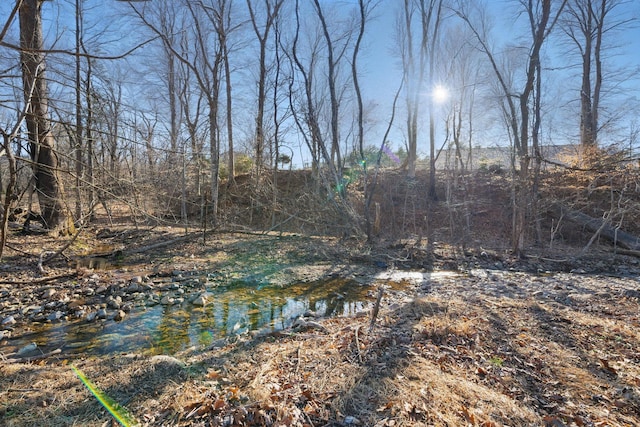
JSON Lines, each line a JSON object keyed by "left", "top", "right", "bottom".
{"left": 2, "top": 0, "right": 639, "bottom": 164}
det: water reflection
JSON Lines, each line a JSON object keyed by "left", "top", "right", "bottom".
{"left": 3, "top": 278, "right": 370, "bottom": 357}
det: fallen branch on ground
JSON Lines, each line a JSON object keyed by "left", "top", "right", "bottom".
{"left": 5, "top": 348, "right": 62, "bottom": 364}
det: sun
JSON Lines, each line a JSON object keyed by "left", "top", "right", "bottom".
{"left": 433, "top": 85, "right": 449, "bottom": 104}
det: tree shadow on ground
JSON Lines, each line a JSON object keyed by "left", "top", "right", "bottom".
{"left": 330, "top": 271, "right": 640, "bottom": 426}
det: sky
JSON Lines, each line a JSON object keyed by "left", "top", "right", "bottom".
{"left": 358, "top": 1, "right": 640, "bottom": 152}
{"left": 2, "top": 0, "right": 640, "bottom": 167}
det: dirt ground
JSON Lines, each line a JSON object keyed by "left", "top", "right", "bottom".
{"left": 1, "top": 225, "right": 640, "bottom": 427}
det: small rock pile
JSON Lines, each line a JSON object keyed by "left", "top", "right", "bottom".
{"left": 0, "top": 270, "right": 216, "bottom": 340}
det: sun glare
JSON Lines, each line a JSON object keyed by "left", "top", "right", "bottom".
{"left": 433, "top": 85, "right": 449, "bottom": 104}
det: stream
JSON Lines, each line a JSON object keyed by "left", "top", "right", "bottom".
{"left": 2, "top": 277, "right": 373, "bottom": 358}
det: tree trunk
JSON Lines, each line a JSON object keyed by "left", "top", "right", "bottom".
{"left": 19, "top": 0, "right": 72, "bottom": 235}
{"left": 551, "top": 203, "right": 640, "bottom": 251}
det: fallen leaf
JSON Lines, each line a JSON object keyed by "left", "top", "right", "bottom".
{"left": 598, "top": 358, "right": 617, "bottom": 375}
{"left": 213, "top": 398, "right": 226, "bottom": 410}
{"left": 573, "top": 415, "right": 585, "bottom": 426}
{"left": 206, "top": 370, "right": 221, "bottom": 379}
{"left": 543, "top": 416, "right": 567, "bottom": 427}
{"left": 376, "top": 401, "right": 394, "bottom": 412}
{"left": 461, "top": 406, "right": 475, "bottom": 424}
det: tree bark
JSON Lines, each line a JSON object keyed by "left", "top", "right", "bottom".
{"left": 551, "top": 203, "right": 640, "bottom": 251}
{"left": 19, "top": 0, "right": 72, "bottom": 234}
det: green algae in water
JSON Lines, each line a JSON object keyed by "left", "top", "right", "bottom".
{"left": 4, "top": 277, "right": 371, "bottom": 357}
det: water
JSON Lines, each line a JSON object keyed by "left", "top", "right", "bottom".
{"left": 3, "top": 277, "right": 371, "bottom": 358}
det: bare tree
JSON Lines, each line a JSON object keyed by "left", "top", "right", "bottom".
{"left": 247, "top": 0, "right": 284, "bottom": 178}
{"left": 455, "top": 0, "right": 566, "bottom": 255}
{"left": 425, "top": 0, "right": 445, "bottom": 200}
{"left": 312, "top": 0, "right": 349, "bottom": 176}
{"left": 562, "top": 0, "right": 633, "bottom": 149}
{"left": 205, "top": 0, "right": 239, "bottom": 187}
{"left": 398, "top": 0, "right": 422, "bottom": 178}
{"left": 397, "top": 0, "right": 443, "bottom": 180}
{"left": 18, "top": 0, "right": 73, "bottom": 234}
{"left": 352, "top": 0, "right": 377, "bottom": 237}
{"left": 131, "top": 0, "right": 224, "bottom": 223}
{"left": 289, "top": 0, "right": 335, "bottom": 181}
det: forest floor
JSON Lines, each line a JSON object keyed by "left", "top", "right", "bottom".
{"left": 1, "top": 227, "right": 640, "bottom": 426}
{"left": 2, "top": 169, "right": 640, "bottom": 426}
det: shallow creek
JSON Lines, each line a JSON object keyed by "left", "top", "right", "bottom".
{"left": 3, "top": 277, "right": 374, "bottom": 358}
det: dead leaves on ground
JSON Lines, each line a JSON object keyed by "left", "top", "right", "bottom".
{"left": 163, "top": 287, "right": 640, "bottom": 426}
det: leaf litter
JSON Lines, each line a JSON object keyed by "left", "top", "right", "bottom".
{"left": 1, "top": 234, "right": 640, "bottom": 426}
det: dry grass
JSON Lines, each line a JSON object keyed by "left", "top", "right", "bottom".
{"left": 2, "top": 270, "right": 640, "bottom": 426}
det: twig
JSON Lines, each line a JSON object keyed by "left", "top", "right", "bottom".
{"left": 41, "top": 226, "right": 83, "bottom": 265}
{"left": 295, "top": 344, "right": 302, "bottom": 373}
{"left": 0, "top": 272, "right": 76, "bottom": 285}
{"left": 126, "top": 232, "right": 203, "bottom": 255}
{"left": 38, "top": 251, "right": 56, "bottom": 274}
{"left": 354, "top": 325, "right": 363, "bottom": 364}
{"left": 369, "top": 287, "right": 384, "bottom": 333}
{"left": 608, "top": 248, "right": 640, "bottom": 258}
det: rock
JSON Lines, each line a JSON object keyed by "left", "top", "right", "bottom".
{"left": 17, "top": 342, "right": 38, "bottom": 356}
{"left": 292, "top": 317, "right": 327, "bottom": 332}
{"left": 126, "top": 283, "right": 140, "bottom": 293}
{"left": 160, "top": 296, "right": 175, "bottom": 305}
{"left": 96, "top": 308, "right": 108, "bottom": 319}
{"left": 31, "top": 314, "right": 46, "bottom": 322}
{"left": 344, "top": 416, "right": 361, "bottom": 425}
{"left": 130, "top": 276, "right": 143, "bottom": 284}
{"left": 86, "top": 311, "right": 98, "bottom": 322}
{"left": 114, "top": 310, "right": 126, "bottom": 321}
{"left": 303, "top": 309, "right": 318, "bottom": 318}
{"left": 42, "top": 288, "right": 56, "bottom": 299}
{"left": 150, "top": 355, "right": 185, "bottom": 369}
{"left": 0, "top": 330, "right": 10, "bottom": 340}
{"left": 132, "top": 292, "right": 145, "bottom": 301}
{"left": 140, "top": 283, "right": 154, "bottom": 291}
{"left": 68, "top": 299, "right": 85, "bottom": 310}
{"left": 622, "top": 289, "right": 640, "bottom": 299}
{"left": 208, "top": 338, "right": 228, "bottom": 349}
{"left": 2, "top": 315, "right": 16, "bottom": 327}
{"left": 191, "top": 295, "right": 208, "bottom": 306}
{"left": 95, "top": 285, "right": 108, "bottom": 295}
{"left": 22, "top": 305, "right": 42, "bottom": 315}
{"left": 107, "top": 296, "right": 122, "bottom": 309}
{"left": 47, "top": 311, "right": 64, "bottom": 322}
{"left": 84, "top": 288, "right": 95, "bottom": 296}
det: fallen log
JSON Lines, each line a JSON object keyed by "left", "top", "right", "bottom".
{"left": 551, "top": 203, "right": 640, "bottom": 251}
